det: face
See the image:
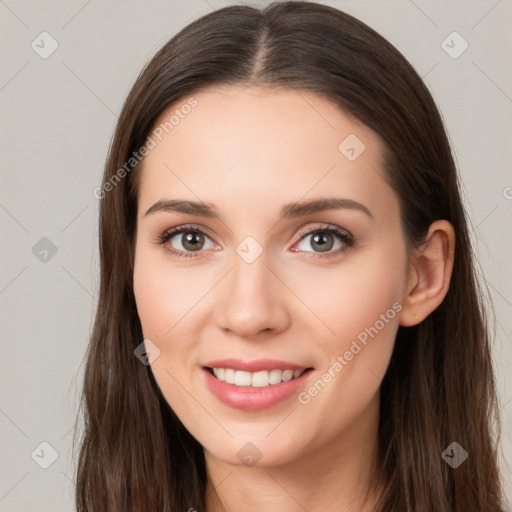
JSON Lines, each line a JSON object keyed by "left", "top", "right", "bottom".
{"left": 133, "top": 86, "right": 410, "bottom": 468}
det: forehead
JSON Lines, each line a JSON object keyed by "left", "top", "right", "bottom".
{"left": 137, "top": 86, "right": 396, "bottom": 222}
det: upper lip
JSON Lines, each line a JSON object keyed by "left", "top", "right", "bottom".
{"left": 202, "top": 358, "right": 311, "bottom": 372}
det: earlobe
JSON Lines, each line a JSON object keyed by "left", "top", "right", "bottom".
{"left": 399, "top": 220, "right": 455, "bottom": 327}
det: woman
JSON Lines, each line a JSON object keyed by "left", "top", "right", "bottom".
{"left": 74, "top": 2, "right": 506, "bottom": 510}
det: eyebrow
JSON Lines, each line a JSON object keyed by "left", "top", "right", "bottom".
{"left": 144, "top": 197, "right": 373, "bottom": 220}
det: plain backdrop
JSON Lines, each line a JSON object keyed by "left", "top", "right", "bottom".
{"left": 1, "top": 0, "right": 511, "bottom": 510}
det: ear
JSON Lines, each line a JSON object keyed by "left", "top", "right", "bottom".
{"left": 399, "top": 220, "right": 455, "bottom": 327}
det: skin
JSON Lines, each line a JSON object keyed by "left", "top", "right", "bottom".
{"left": 132, "top": 86, "right": 455, "bottom": 512}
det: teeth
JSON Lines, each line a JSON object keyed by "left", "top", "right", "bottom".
{"left": 269, "top": 369, "right": 282, "bottom": 385}
{"left": 225, "top": 368, "right": 235, "bottom": 384}
{"left": 282, "top": 370, "right": 294, "bottom": 381}
{"left": 234, "top": 371, "right": 252, "bottom": 386}
{"left": 252, "top": 370, "right": 270, "bottom": 388}
{"left": 213, "top": 368, "right": 225, "bottom": 380}
{"left": 210, "top": 368, "right": 307, "bottom": 387}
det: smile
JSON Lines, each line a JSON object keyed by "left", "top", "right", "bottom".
{"left": 202, "top": 359, "right": 314, "bottom": 411}
{"left": 208, "top": 367, "right": 307, "bottom": 387}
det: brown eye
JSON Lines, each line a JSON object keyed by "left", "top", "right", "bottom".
{"left": 180, "top": 231, "right": 206, "bottom": 251}
{"left": 157, "top": 225, "right": 219, "bottom": 258}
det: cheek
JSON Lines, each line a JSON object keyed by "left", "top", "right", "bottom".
{"left": 302, "top": 244, "right": 407, "bottom": 404}
{"left": 133, "top": 253, "right": 201, "bottom": 408}
{"left": 133, "top": 261, "right": 168, "bottom": 340}
{"left": 133, "top": 245, "right": 205, "bottom": 341}
{"left": 132, "top": 247, "right": 216, "bottom": 413}
{"left": 291, "top": 241, "right": 406, "bottom": 410}
{"left": 293, "top": 244, "right": 406, "bottom": 351}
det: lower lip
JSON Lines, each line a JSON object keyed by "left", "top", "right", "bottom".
{"left": 203, "top": 368, "right": 313, "bottom": 411}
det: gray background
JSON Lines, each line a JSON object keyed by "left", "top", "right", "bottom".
{"left": 1, "top": 0, "right": 511, "bottom": 510}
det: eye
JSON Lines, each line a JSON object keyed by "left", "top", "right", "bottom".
{"left": 154, "top": 223, "right": 354, "bottom": 260}
{"left": 154, "top": 224, "right": 220, "bottom": 259}
{"left": 291, "top": 225, "right": 354, "bottom": 257}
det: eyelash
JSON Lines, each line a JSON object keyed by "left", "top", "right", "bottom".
{"left": 154, "top": 223, "right": 354, "bottom": 260}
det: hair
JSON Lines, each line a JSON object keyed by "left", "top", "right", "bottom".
{"left": 73, "top": 2, "right": 506, "bottom": 510}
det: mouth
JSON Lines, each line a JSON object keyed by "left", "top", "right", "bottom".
{"left": 204, "top": 367, "right": 313, "bottom": 387}
{"left": 201, "top": 359, "right": 315, "bottom": 411}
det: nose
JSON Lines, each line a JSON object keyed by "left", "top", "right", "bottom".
{"left": 214, "top": 248, "right": 291, "bottom": 339}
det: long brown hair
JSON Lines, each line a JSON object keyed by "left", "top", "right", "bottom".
{"left": 74, "top": 2, "right": 506, "bottom": 510}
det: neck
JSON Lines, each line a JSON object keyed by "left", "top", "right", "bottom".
{"left": 205, "top": 392, "right": 383, "bottom": 512}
